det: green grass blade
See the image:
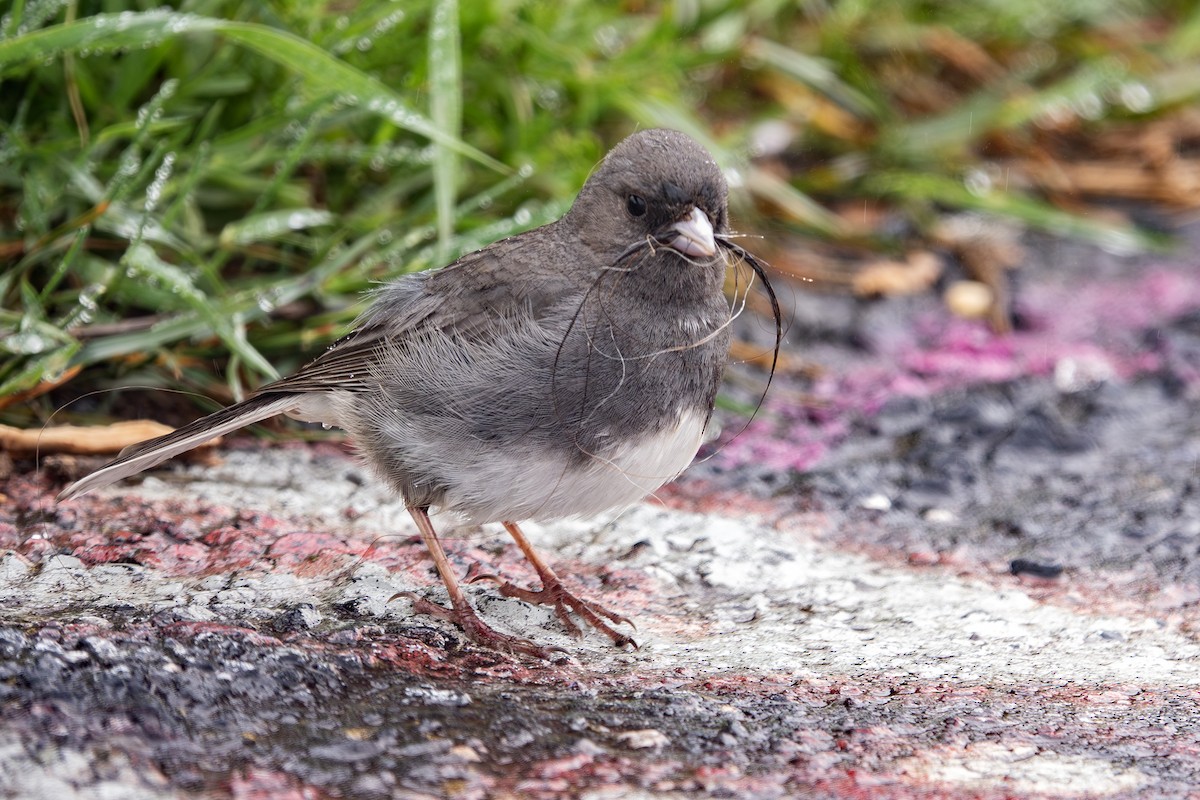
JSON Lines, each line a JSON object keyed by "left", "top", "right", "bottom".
{"left": 864, "top": 172, "right": 1167, "bottom": 253}
{"left": 219, "top": 209, "right": 335, "bottom": 247}
{"left": 429, "top": 0, "right": 462, "bottom": 263}
{"left": 745, "top": 36, "right": 882, "bottom": 120}
{"left": 0, "top": 10, "right": 506, "bottom": 172}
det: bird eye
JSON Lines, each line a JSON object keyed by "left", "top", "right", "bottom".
{"left": 626, "top": 194, "right": 647, "bottom": 217}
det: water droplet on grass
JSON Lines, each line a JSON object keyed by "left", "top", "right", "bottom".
{"left": 1117, "top": 82, "right": 1153, "bottom": 113}
{"left": 3, "top": 330, "right": 47, "bottom": 355}
{"left": 963, "top": 168, "right": 992, "bottom": 196}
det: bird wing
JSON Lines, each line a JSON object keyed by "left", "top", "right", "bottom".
{"left": 257, "top": 228, "right": 585, "bottom": 397}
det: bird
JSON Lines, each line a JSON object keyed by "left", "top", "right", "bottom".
{"left": 59, "top": 128, "right": 776, "bottom": 659}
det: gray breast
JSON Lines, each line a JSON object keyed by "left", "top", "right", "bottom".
{"left": 345, "top": 284, "right": 731, "bottom": 514}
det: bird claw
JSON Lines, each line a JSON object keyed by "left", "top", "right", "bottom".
{"left": 464, "top": 562, "right": 501, "bottom": 585}
{"left": 389, "top": 591, "right": 568, "bottom": 661}
{"left": 460, "top": 560, "right": 636, "bottom": 648}
{"left": 492, "top": 578, "right": 638, "bottom": 650}
{"left": 388, "top": 591, "right": 457, "bottom": 623}
{"left": 395, "top": 556, "right": 637, "bottom": 652}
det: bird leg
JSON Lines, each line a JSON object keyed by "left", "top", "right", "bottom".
{"left": 396, "top": 506, "right": 560, "bottom": 660}
{"left": 470, "top": 521, "right": 637, "bottom": 649}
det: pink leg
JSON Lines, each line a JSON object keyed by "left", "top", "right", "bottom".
{"left": 394, "top": 507, "right": 560, "bottom": 660}
{"left": 470, "top": 521, "right": 636, "bottom": 649}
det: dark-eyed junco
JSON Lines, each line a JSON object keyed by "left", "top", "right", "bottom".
{"left": 60, "top": 128, "right": 776, "bottom": 658}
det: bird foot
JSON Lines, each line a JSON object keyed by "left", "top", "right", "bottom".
{"left": 390, "top": 591, "right": 566, "bottom": 661}
{"left": 466, "top": 565, "right": 638, "bottom": 649}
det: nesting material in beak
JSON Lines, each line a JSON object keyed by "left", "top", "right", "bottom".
{"left": 667, "top": 206, "right": 716, "bottom": 258}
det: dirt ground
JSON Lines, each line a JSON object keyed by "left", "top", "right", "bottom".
{"left": 3, "top": 222, "right": 1200, "bottom": 799}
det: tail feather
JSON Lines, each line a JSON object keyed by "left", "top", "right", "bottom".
{"left": 57, "top": 394, "right": 301, "bottom": 502}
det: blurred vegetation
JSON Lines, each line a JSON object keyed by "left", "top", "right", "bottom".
{"left": 2, "top": 0, "right": 1199, "bottom": 426}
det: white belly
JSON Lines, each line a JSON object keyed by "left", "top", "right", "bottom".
{"left": 440, "top": 409, "right": 709, "bottom": 523}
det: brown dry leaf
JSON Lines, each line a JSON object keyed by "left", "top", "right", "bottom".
{"left": 757, "top": 244, "right": 857, "bottom": 288}
{"left": 852, "top": 251, "right": 943, "bottom": 297}
{"left": 1093, "top": 124, "right": 1175, "bottom": 165}
{"left": 0, "top": 420, "right": 215, "bottom": 456}
{"left": 1017, "top": 157, "right": 1200, "bottom": 206}
{"left": 881, "top": 63, "right": 959, "bottom": 116}
{"left": 755, "top": 71, "right": 872, "bottom": 143}
{"left": 0, "top": 365, "right": 81, "bottom": 411}
{"left": 1090, "top": 109, "right": 1200, "bottom": 164}
{"left": 931, "top": 216, "right": 1023, "bottom": 333}
{"left": 921, "top": 26, "right": 1004, "bottom": 83}
{"left": 1082, "top": 159, "right": 1200, "bottom": 206}
{"left": 943, "top": 233, "right": 1024, "bottom": 277}
{"left": 728, "top": 339, "right": 820, "bottom": 378}
{"left": 830, "top": 199, "right": 896, "bottom": 238}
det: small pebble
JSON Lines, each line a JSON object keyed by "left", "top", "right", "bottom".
{"left": 1009, "top": 559, "right": 1063, "bottom": 579}
{"left": 615, "top": 729, "right": 670, "bottom": 750}
{"left": 944, "top": 280, "right": 994, "bottom": 319}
